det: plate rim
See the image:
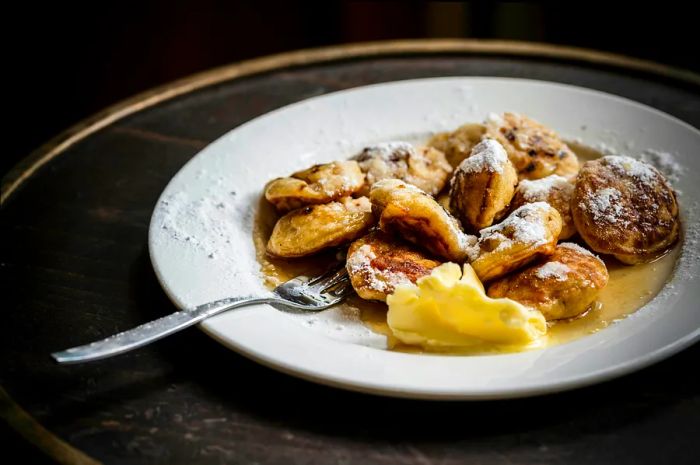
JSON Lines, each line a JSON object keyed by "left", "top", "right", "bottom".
{"left": 197, "top": 321, "right": 700, "bottom": 400}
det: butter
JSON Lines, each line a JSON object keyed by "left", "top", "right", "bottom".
{"left": 386, "top": 263, "right": 547, "bottom": 350}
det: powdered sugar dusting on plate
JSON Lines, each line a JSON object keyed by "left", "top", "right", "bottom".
{"left": 644, "top": 200, "right": 699, "bottom": 309}
{"left": 639, "top": 149, "right": 685, "bottom": 183}
{"left": 295, "top": 303, "right": 387, "bottom": 348}
{"left": 586, "top": 143, "right": 684, "bottom": 186}
{"left": 677, "top": 201, "right": 700, "bottom": 282}
{"left": 150, "top": 168, "right": 263, "bottom": 306}
{"left": 485, "top": 112, "right": 506, "bottom": 126}
{"left": 157, "top": 190, "right": 243, "bottom": 262}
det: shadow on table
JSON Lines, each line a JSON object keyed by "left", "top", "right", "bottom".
{"left": 19, "top": 248, "right": 697, "bottom": 461}
{"left": 130, "top": 249, "right": 699, "bottom": 443}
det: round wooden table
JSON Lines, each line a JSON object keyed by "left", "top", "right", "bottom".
{"left": 2, "top": 40, "right": 699, "bottom": 465}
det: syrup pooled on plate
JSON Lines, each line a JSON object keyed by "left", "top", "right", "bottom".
{"left": 253, "top": 137, "right": 680, "bottom": 354}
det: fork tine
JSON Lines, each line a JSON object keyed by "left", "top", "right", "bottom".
{"left": 273, "top": 261, "right": 352, "bottom": 311}
{"left": 320, "top": 273, "right": 349, "bottom": 293}
{"left": 311, "top": 266, "right": 348, "bottom": 292}
{"left": 326, "top": 278, "right": 353, "bottom": 297}
{"left": 306, "top": 262, "right": 344, "bottom": 285}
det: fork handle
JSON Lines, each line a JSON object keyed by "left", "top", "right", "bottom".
{"left": 51, "top": 296, "right": 273, "bottom": 364}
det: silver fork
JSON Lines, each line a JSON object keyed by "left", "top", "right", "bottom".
{"left": 51, "top": 264, "right": 352, "bottom": 364}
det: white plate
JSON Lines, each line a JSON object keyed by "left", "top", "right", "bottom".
{"left": 148, "top": 77, "right": 700, "bottom": 400}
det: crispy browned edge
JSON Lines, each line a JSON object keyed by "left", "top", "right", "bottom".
{"left": 1, "top": 39, "right": 698, "bottom": 463}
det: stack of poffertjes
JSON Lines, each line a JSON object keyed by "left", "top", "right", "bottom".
{"left": 263, "top": 113, "right": 680, "bottom": 322}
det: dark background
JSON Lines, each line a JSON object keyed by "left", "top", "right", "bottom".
{"left": 2, "top": 1, "right": 699, "bottom": 462}
{"left": 3, "top": 1, "right": 699, "bottom": 178}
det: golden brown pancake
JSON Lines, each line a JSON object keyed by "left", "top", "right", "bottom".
{"left": 488, "top": 242, "right": 609, "bottom": 320}
{"left": 427, "top": 123, "right": 487, "bottom": 168}
{"left": 449, "top": 139, "right": 518, "bottom": 232}
{"left": 265, "top": 161, "right": 365, "bottom": 212}
{"left": 484, "top": 112, "right": 579, "bottom": 181}
{"left": 267, "top": 197, "right": 374, "bottom": 257}
{"left": 346, "top": 231, "right": 441, "bottom": 301}
{"left": 370, "top": 179, "right": 476, "bottom": 262}
{"left": 572, "top": 155, "right": 679, "bottom": 264}
{"left": 353, "top": 142, "right": 451, "bottom": 196}
{"left": 510, "top": 174, "right": 576, "bottom": 239}
{"left": 470, "top": 202, "right": 562, "bottom": 282}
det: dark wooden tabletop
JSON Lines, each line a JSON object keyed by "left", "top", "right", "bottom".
{"left": 2, "top": 41, "right": 699, "bottom": 465}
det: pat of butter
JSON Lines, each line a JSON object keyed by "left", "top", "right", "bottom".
{"left": 387, "top": 263, "right": 547, "bottom": 350}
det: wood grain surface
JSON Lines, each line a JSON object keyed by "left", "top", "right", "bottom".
{"left": 2, "top": 45, "right": 699, "bottom": 465}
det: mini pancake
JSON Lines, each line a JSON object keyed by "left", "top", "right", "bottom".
{"left": 484, "top": 112, "right": 579, "bottom": 181}
{"left": 353, "top": 142, "right": 451, "bottom": 196}
{"left": 427, "top": 123, "right": 487, "bottom": 168}
{"left": 572, "top": 155, "right": 679, "bottom": 264}
{"left": 488, "top": 242, "right": 609, "bottom": 321}
{"left": 370, "top": 179, "right": 476, "bottom": 262}
{"left": 510, "top": 174, "right": 576, "bottom": 239}
{"left": 449, "top": 139, "right": 518, "bottom": 232}
{"left": 469, "top": 202, "right": 562, "bottom": 282}
{"left": 267, "top": 197, "right": 374, "bottom": 258}
{"left": 346, "top": 231, "right": 442, "bottom": 301}
{"left": 265, "top": 160, "right": 365, "bottom": 212}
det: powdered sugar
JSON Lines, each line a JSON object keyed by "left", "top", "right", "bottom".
{"left": 457, "top": 139, "right": 509, "bottom": 174}
{"left": 518, "top": 175, "right": 573, "bottom": 202}
{"left": 587, "top": 144, "right": 684, "bottom": 185}
{"left": 346, "top": 244, "right": 412, "bottom": 293}
{"left": 535, "top": 261, "right": 570, "bottom": 281}
{"left": 604, "top": 155, "right": 657, "bottom": 185}
{"left": 485, "top": 112, "right": 506, "bottom": 126}
{"left": 558, "top": 242, "right": 589, "bottom": 254}
{"left": 356, "top": 141, "right": 416, "bottom": 160}
{"left": 676, "top": 201, "right": 700, "bottom": 282}
{"left": 594, "top": 141, "right": 617, "bottom": 156}
{"left": 639, "top": 149, "right": 684, "bottom": 183}
{"left": 316, "top": 173, "right": 354, "bottom": 193}
{"left": 453, "top": 221, "right": 478, "bottom": 253}
{"left": 498, "top": 202, "right": 550, "bottom": 243}
{"left": 478, "top": 202, "right": 553, "bottom": 252}
{"left": 150, "top": 166, "right": 264, "bottom": 307}
{"left": 157, "top": 190, "right": 242, "bottom": 260}
{"left": 558, "top": 242, "right": 602, "bottom": 262}
{"left": 582, "top": 187, "right": 623, "bottom": 224}
{"left": 370, "top": 178, "right": 425, "bottom": 195}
